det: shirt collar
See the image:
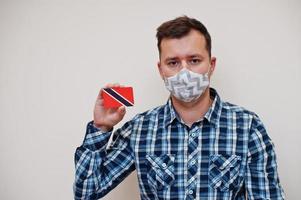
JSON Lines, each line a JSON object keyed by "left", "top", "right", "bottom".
{"left": 163, "top": 87, "right": 222, "bottom": 128}
{"left": 203, "top": 88, "right": 223, "bottom": 127}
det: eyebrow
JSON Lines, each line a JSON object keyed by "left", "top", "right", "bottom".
{"left": 164, "top": 54, "right": 204, "bottom": 62}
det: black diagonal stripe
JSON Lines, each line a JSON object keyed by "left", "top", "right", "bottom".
{"left": 103, "top": 88, "right": 133, "bottom": 106}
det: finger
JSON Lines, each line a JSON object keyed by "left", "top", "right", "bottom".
{"left": 99, "top": 83, "right": 114, "bottom": 100}
{"left": 112, "top": 83, "right": 120, "bottom": 87}
{"left": 118, "top": 106, "right": 126, "bottom": 114}
{"left": 107, "top": 107, "right": 118, "bottom": 114}
{"left": 96, "top": 88, "right": 104, "bottom": 100}
{"left": 95, "top": 97, "right": 104, "bottom": 107}
{"left": 98, "top": 99, "right": 104, "bottom": 106}
{"left": 105, "top": 83, "right": 114, "bottom": 88}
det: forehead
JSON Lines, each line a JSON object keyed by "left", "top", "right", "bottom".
{"left": 160, "top": 29, "right": 208, "bottom": 59}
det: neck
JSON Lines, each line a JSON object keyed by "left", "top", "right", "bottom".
{"left": 171, "top": 87, "right": 212, "bottom": 127}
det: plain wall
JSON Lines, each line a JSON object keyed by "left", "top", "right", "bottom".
{"left": 0, "top": 0, "right": 300, "bottom": 199}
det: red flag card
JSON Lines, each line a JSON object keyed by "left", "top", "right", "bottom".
{"left": 101, "top": 87, "right": 134, "bottom": 108}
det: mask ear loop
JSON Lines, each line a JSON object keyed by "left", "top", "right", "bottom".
{"left": 204, "top": 65, "right": 211, "bottom": 78}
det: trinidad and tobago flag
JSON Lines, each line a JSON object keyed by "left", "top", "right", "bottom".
{"left": 101, "top": 87, "right": 134, "bottom": 108}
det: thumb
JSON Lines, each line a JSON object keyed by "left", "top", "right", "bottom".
{"left": 118, "top": 106, "right": 126, "bottom": 115}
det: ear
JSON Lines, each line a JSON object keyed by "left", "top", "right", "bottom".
{"left": 209, "top": 56, "right": 216, "bottom": 77}
{"left": 157, "top": 61, "right": 164, "bottom": 80}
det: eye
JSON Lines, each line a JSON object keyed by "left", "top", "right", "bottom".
{"left": 167, "top": 60, "right": 180, "bottom": 68}
{"left": 189, "top": 58, "right": 201, "bottom": 65}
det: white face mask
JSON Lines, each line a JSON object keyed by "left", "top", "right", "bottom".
{"left": 164, "top": 68, "right": 210, "bottom": 102}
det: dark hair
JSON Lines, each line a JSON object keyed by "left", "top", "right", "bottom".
{"left": 156, "top": 15, "right": 212, "bottom": 57}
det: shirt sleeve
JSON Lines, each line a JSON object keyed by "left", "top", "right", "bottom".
{"left": 73, "top": 119, "right": 136, "bottom": 200}
{"left": 245, "top": 114, "right": 285, "bottom": 200}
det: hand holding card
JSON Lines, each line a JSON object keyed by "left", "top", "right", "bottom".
{"left": 101, "top": 86, "right": 134, "bottom": 108}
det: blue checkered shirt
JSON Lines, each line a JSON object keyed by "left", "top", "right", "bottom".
{"left": 73, "top": 88, "right": 285, "bottom": 200}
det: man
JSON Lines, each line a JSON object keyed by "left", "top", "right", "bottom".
{"left": 73, "top": 16, "right": 285, "bottom": 200}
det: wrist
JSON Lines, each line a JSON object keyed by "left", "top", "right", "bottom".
{"left": 93, "top": 122, "right": 113, "bottom": 132}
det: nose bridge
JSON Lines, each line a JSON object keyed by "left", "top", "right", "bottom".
{"left": 180, "top": 59, "right": 189, "bottom": 69}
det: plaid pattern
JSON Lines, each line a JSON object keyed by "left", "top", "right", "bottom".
{"left": 73, "top": 88, "right": 285, "bottom": 200}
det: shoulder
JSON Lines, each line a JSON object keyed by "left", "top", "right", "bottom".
{"left": 221, "top": 101, "right": 263, "bottom": 127}
{"left": 222, "top": 101, "right": 258, "bottom": 117}
{"left": 221, "top": 101, "right": 267, "bottom": 134}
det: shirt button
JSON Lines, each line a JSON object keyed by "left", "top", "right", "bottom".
{"left": 162, "top": 163, "right": 167, "bottom": 168}
{"left": 190, "top": 160, "right": 196, "bottom": 165}
{"left": 190, "top": 132, "right": 196, "bottom": 137}
{"left": 189, "top": 190, "right": 193, "bottom": 195}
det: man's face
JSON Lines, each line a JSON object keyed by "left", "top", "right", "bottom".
{"left": 157, "top": 29, "right": 216, "bottom": 79}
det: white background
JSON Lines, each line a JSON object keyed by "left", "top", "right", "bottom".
{"left": 0, "top": 0, "right": 300, "bottom": 199}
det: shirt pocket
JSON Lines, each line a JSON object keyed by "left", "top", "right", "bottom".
{"left": 209, "top": 154, "right": 242, "bottom": 191}
{"left": 145, "top": 153, "right": 176, "bottom": 190}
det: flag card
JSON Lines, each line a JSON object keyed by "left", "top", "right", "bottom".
{"left": 101, "top": 87, "right": 134, "bottom": 108}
